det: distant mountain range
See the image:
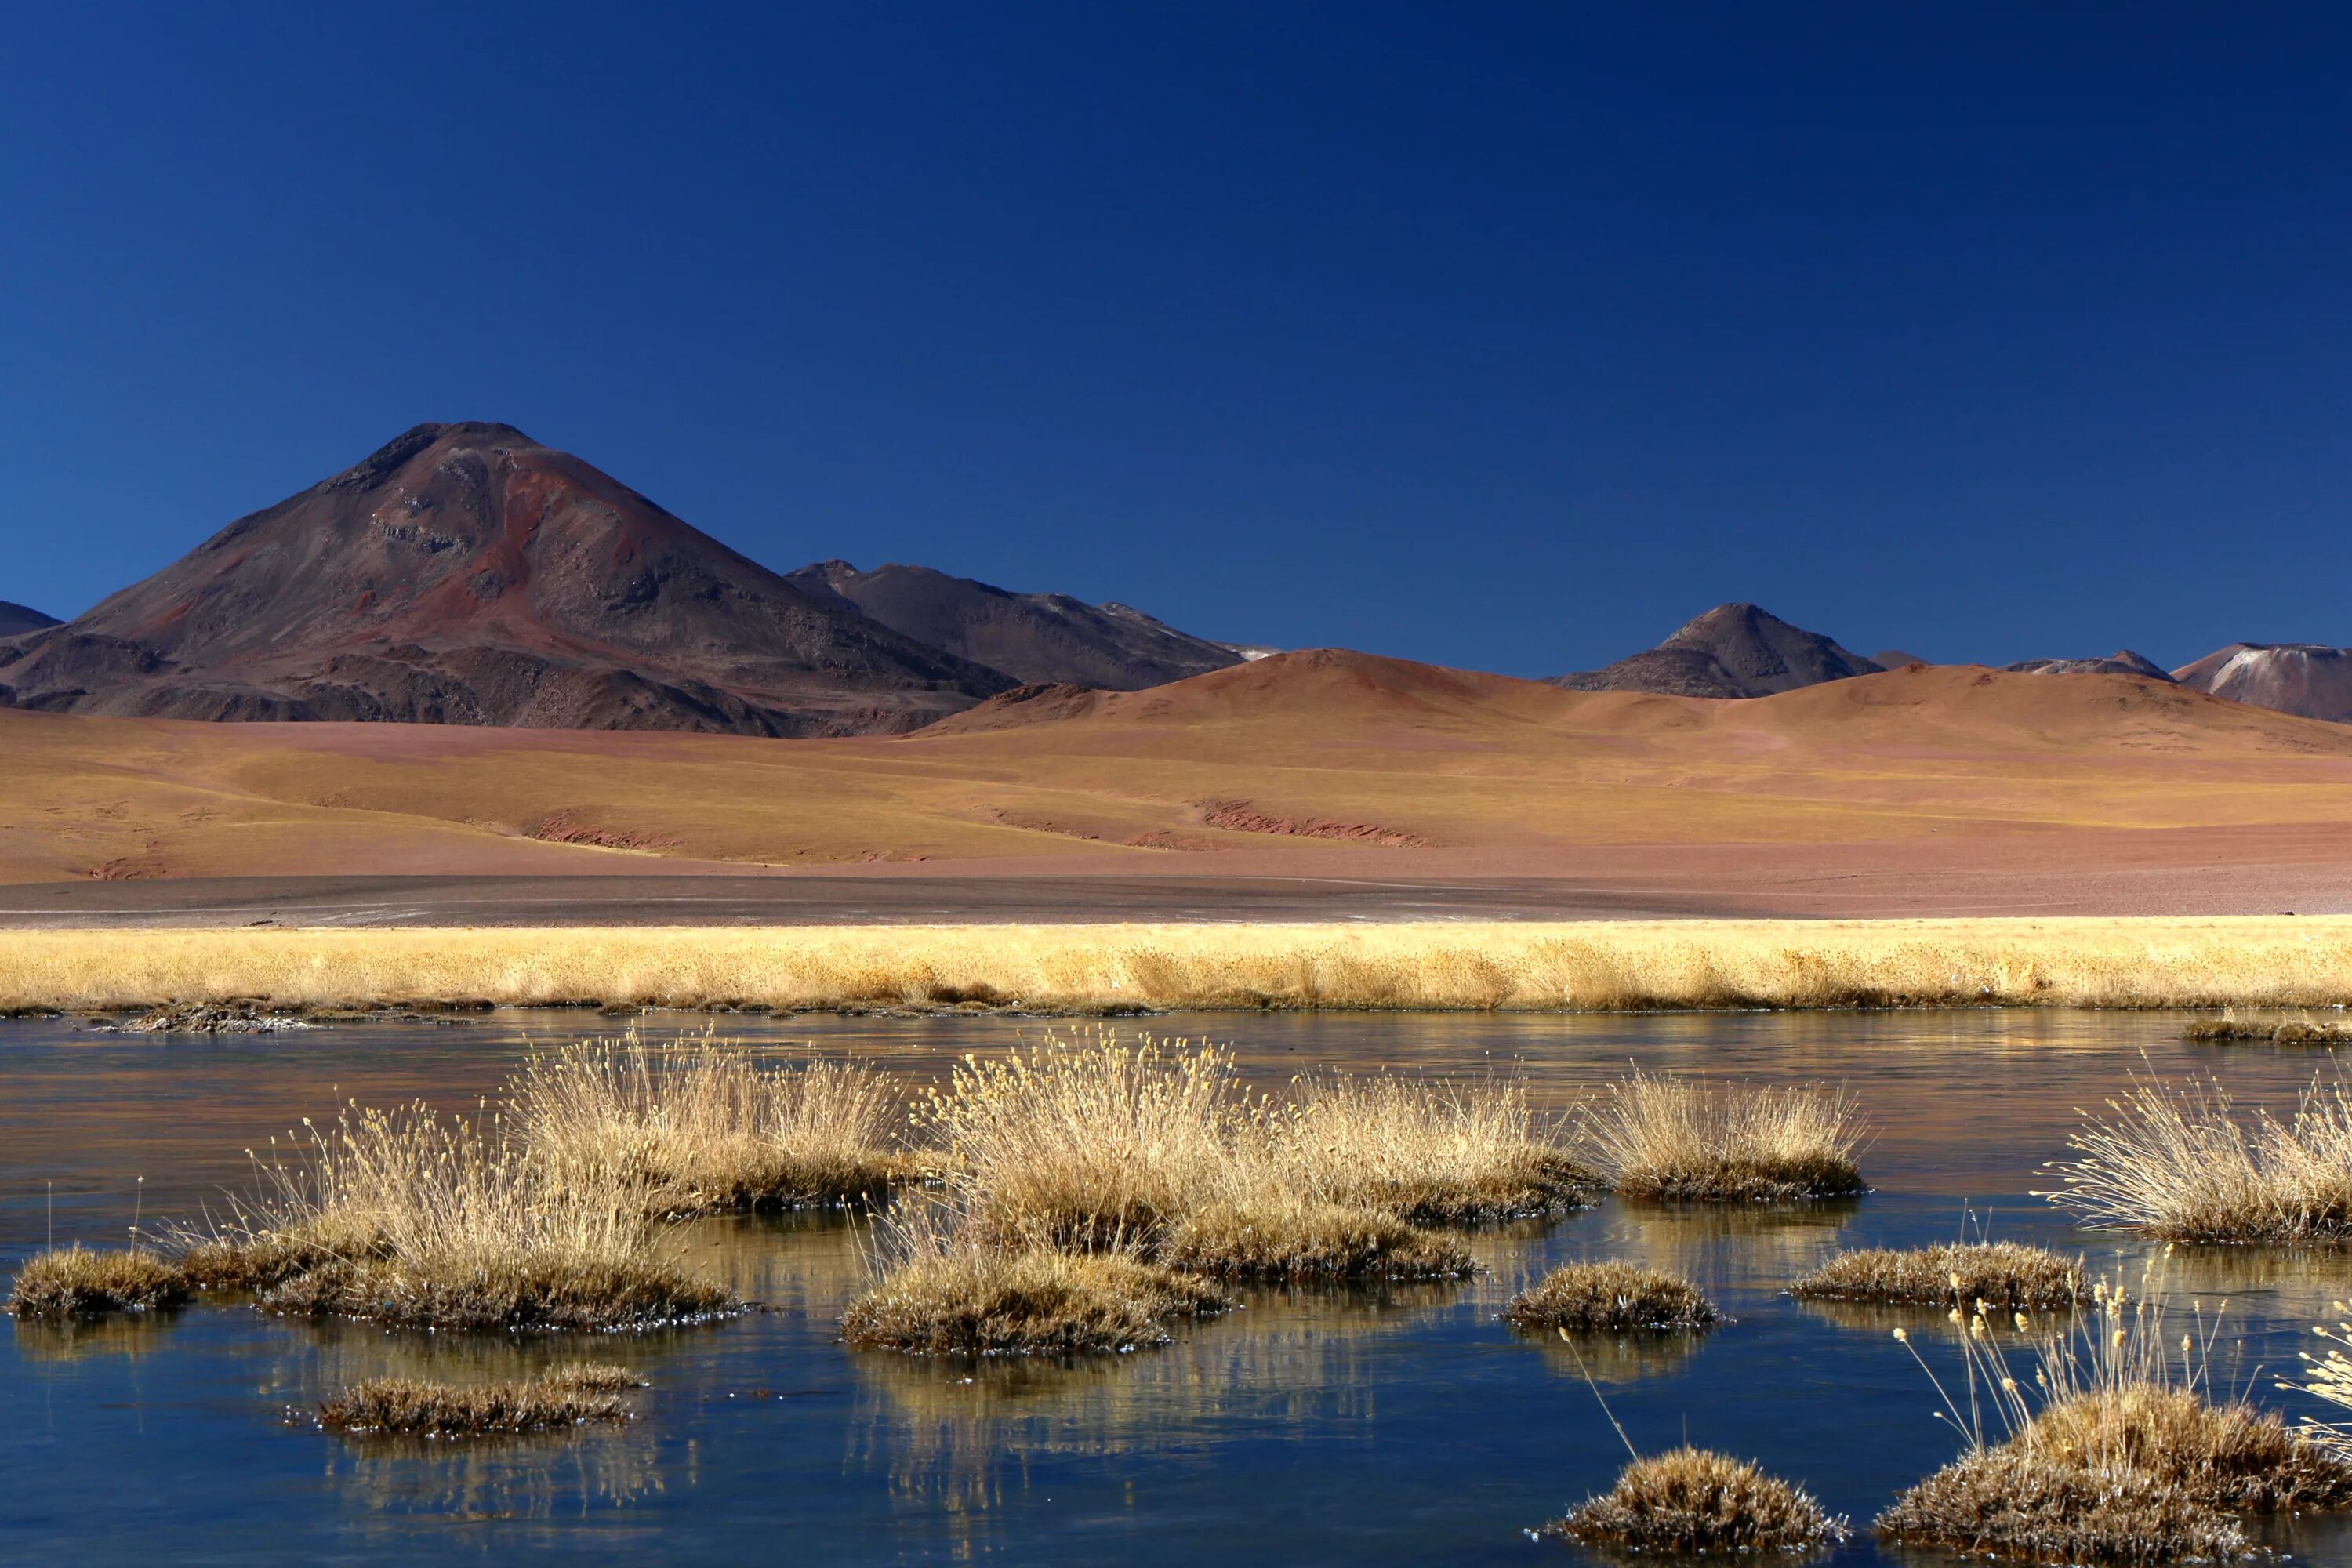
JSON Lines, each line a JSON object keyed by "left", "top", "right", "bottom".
{"left": 0, "top": 424, "right": 1250, "bottom": 734}
{"left": 6, "top": 423, "right": 2347, "bottom": 731}
{"left": 0, "top": 601, "right": 57, "bottom": 638}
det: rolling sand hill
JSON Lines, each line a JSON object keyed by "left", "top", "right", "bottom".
{"left": 2174, "top": 642, "right": 2352, "bottom": 723}
{"left": 785, "top": 560, "right": 1240, "bottom": 689}
{"left": 0, "top": 423, "right": 1011, "bottom": 735}
{"left": 5, "top": 652, "right": 2352, "bottom": 916}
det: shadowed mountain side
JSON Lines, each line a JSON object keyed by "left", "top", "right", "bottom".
{"left": 1869, "top": 649, "right": 1932, "bottom": 670}
{"left": 1551, "top": 604, "right": 1882, "bottom": 698}
{"left": 5, "top": 654, "right": 2352, "bottom": 890}
{"left": 2174, "top": 643, "right": 2352, "bottom": 723}
{"left": 786, "top": 560, "right": 1240, "bottom": 690}
{"left": 0, "top": 423, "right": 1013, "bottom": 735}
{"left": 0, "top": 601, "right": 59, "bottom": 639}
{"left": 2002, "top": 650, "right": 2175, "bottom": 680}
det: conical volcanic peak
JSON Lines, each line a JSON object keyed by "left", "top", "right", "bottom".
{"left": 782, "top": 559, "right": 1240, "bottom": 690}
{"left": 2173, "top": 642, "right": 2352, "bottom": 723}
{"left": 0, "top": 424, "right": 1014, "bottom": 734}
{"left": 0, "top": 601, "right": 59, "bottom": 639}
{"left": 1550, "top": 603, "right": 1881, "bottom": 698}
{"left": 2002, "top": 650, "right": 2174, "bottom": 681}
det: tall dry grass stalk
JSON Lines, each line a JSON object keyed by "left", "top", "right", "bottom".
{"left": 2043, "top": 1074, "right": 2352, "bottom": 1242}
{"left": 510, "top": 1034, "right": 904, "bottom": 1214}
{"left": 1583, "top": 1072, "right": 1867, "bottom": 1201}
{"left": 1878, "top": 1261, "right": 2352, "bottom": 1561}
{"left": 9, "top": 916, "right": 2352, "bottom": 1014}
{"left": 173, "top": 1102, "right": 735, "bottom": 1330}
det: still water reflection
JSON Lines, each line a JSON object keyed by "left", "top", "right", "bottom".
{"left": 5, "top": 1009, "right": 2352, "bottom": 1564}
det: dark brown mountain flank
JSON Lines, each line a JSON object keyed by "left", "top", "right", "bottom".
{"left": 1550, "top": 603, "right": 1882, "bottom": 699}
{"left": 2173, "top": 643, "right": 2352, "bottom": 723}
{"left": 0, "top": 601, "right": 59, "bottom": 639}
{"left": 0, "top": 423, "right": 1014, "bottom": 735}
{"left": 785, "top": 559, "right": 1240, "bottom": 690}
{"left": 2002, "top": 649, "right": 2175, "bottom": 681}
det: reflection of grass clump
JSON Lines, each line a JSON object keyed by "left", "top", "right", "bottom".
{"left": 1539, "top": 1447, "right": 1849, "bottom": 1554}
{"left": 7, "top": 1246, "right": 191, "bottom": 1317}
{"left": 1505, "top": 1261, "right": 1717, "bottom": 1333}
{"left": 840, "top": 1239, "right": 1231, "bottom": 1356}
{"left": 1584, "top": 1072, "right": 1867, "bottom": 1201}
{"left": 512, "top": 1036, "right": 906, "bottom": 1215}
{"left": 174, "top": 1102, "right": 737, "bottom": 1330}
{"left": 1880, "top": 1265, "right": 2352, "bottom": 1562}
{"left": 318, "top": 1363, "right": 643, "bottom": 1437}
{"left": 1792, "top": 1243, "right": 2084, "bottom": 1308}
{"left": 2043, "top": 1075, "right": 2352, "bottom": 1242}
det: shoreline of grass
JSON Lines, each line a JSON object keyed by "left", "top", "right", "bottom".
{"left": 5, "top": 916, "right": 2352, "bottom": 1014}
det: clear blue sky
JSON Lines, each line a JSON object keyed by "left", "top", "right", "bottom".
{"left": 5, "top": 4, "right": 2349, "bottom": 673}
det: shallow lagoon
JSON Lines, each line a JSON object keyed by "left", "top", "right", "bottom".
{"left": 7, "top": 1010, "right": 2352, "bottom": 1566}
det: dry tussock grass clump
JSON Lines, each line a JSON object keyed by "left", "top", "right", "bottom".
{"left": 1504, "top": 1261, "right": 1718, "bottom": 1333}
{"left": 2042, "top": 1074, "right": 2352, "bottom": 1242}
{"left": 1538, "top": 1447, "right": 1849, "bottom": 1554}
{"left": 7, "top": 1246, "right": 191, "bottom": 1317}
{"left": 1583, "top": 1072, "right": 1867, "bottom": 1202}
{"left": 840, "top": 1234, "right": 1232, "bottom": 1356}
{"left": 2181, "top": 1011, "right": 2352, "bottom": 1045}
{"left": 318, "top": 1363, "right": 643, "bottom": 1437}
{"left": 1160, "top": 1197, "right": 1472, "bottom": 1281}
{"left": 15, "top": 916, "right": 2352, "bottom": 1014}
{"left": 512, "top": 1035, "right": 904, "bottom": 1214}
{"left": 1879, "top": 1265, "right": 2352, "bottom": 1563}
{"left": 1791, "top": 1243, "right": 2085, "bottom": 1309}
{"left": 174, "top": 1102, "right": 736, "bottom": 1330}
{"left": 915, "top": 1032, "right": 1545, "bottom": 1277}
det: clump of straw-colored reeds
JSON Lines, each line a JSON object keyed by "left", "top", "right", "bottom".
{"left": 2042, "top": 1074, "right": 2352, "bottom": 1242}
{"left": 1791, "top": 1243, "right": 2085, "bottom": 1309}
{"left": 1538, "top": 1447, "right": 1849, "bottom": 1553}
{"left": 1280, "top": 1071, "right": 1595, "bottom": 1223}
{"left": 1505, "top": 1261, "right": 1718, "bottom": 1333}
{"left": 1582, "top": 1072, "right": 1867, "bottom": 1202}
{"left": 317, "top": 1363, "right": 643, "bottom": 1436}
{"left": 840, "top": 1211, "right": 1232, "bottom": 1356}
{"left": 2182, "top": 1011, "right": 2352, "bottom": 1045}
{"left": 510, "top": 1035, "right": 905, "bottom": 1215}
{"left": 172, "top": 1102, "right": 735, "bottom": 1330}
{"left": 1160, "top": 1196, "right": 1472, "bottom": 1281}
{"left": 1878, "top": 1263, "right": 2352, "bottom": 1562}
{"left": 7, "top": 1246, "right": 191, "bottom": 1318}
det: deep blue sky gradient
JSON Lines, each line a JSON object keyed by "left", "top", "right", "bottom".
{"left": 5, "top": 4, "right": 2350, "bottom": 673}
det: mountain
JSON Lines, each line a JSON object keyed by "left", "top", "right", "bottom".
{"left": 1870, "top": 648, "right": 1931, "bottom": 670}
{"left": 0, "top": 423, "right": 1013, "bottom": 735}
{"left": 783, "top": 560, "right": 1240, "bottom": 690}
{"left": 1549, "top": 603, "right": 1882, "bottom": 698}
{"left": 0, "top": 601, "right": 59, "bottom": 638}
{"left": 2002, "top": 650, "right": 2175, "bottom": 681}
{"left": 2172, "top": 643, "right": 2352, "bottom": 723}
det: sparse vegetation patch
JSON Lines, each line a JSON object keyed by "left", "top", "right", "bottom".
{"left": 317, "top": 1363, "right": 644, "bottom": 1437}
{"left": 8, "top": 1246, "right": 191, "bottom": 1318}
{"left": 1791, "top": 1243, "right": 2085, "bottom": 1309}
{"left": 1538, "top": 1447, "right": 1849, "bottom": 1554}
{"left": 2182, "top": 1011, "right": 2352, "bottom": 1045}
{"left": 840, "top": 1240, "right": 1231, "bottom": 1356}
{"left": 1505, "top": 1261, "right": 1719, "bottom": 1333}
{"left": 1583, "top": 1072, "right": 1867, "bottom": 1201}
{"left": 1161, "top": 1198, "right": 1473, "bottom": 1280}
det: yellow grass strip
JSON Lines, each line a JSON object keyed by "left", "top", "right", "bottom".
{"left": 6, "top": 916, "right": 2352, "bottom": 1014}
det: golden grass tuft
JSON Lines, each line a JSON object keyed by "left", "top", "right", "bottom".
{"left": 173, "top": 1102, "right": 737, "bottom": 1330}
{"left": 1583, "top": 1072, "right": 1867, "bottom": 1202}
{"left": 7, "top": 1246, "right": 191, "bottom": 1317}
{"left": 1539, "top": 1447, "right": 1849, "bottom": 1554}
{"left": 1880, "top": 1264, "right": 2352, "bottom": 1562}
{"left": 317, "top": 1363, "right": 644, "bottom": 1437}
{"left": 2181, "top": 1011, "right": 2352, "bottom": 1045}
{"left": 511, "top": 1035, "right": 905, "bottom": 1214}
{"left": 1281, "top": 1071, "right": 1595, "bottom": 1223}
{"left": 2042, "top": 1075, "right": 2352, "bottom": 1242}
{"left": 14, "top": 917, "right": 2352, "bottom": 1015}
{"left": 1504, "top": 1261, "right": 1719, "bottom": 1333}
{"left": 840, "top": 1237, "right": 1232, "bottom": 1356}
{"left": 1160, "top": 1197, "right": 1473, "bottom": 1281}
{"left": 1791, "top": 1243, "right": 2085, "bottom": 1309}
